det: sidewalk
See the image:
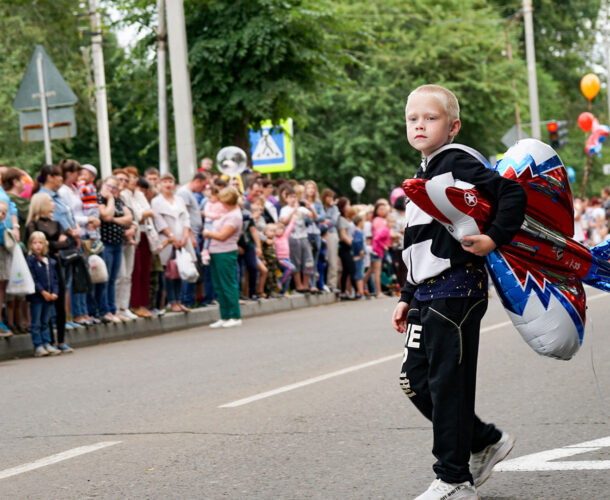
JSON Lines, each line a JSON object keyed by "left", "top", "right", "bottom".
{"left": 0, "top": 292, "right": 336, "bottom": 361}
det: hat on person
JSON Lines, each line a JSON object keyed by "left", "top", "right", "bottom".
{"left": 81, "top": 164, "right": 98, "bottom": 177}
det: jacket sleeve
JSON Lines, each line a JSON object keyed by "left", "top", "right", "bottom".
{"left": 451, "top": 151, "right": 527, "bottom": 247}
{"left": 26, "top": 255, "right": 43, "bottom": 294}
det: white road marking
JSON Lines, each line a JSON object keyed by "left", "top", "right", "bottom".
{"left": 219, "top": 354, "right": 401, "bottom": 408}
{"left": 220, "top": 292, "right": 610, "bottom": 409}
{"left": 0, "top": 441, "right": 121, "bottom": 480}
{"left": 496, "top": 436, "right": 610, "bottom": 471}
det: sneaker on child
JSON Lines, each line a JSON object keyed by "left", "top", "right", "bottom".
{"left": 44, "top": 344, "right": 61, "bottom": 356}
{"left": 470, "top": 432, "right": 515, "bottom": 487}
{"left": 415, "top": 479, "right": 479, "bottom": 500}
{"left": 34, "top": 345, "right": 49, "bottom": 357}
{"left": 57, "top": 343, "right": 74, "bottom": 353}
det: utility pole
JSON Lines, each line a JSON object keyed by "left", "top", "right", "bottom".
{"left": 505, "top": 11, "right": 524, "bottom": 140}
{"left": 35, "top": 52, "right": 53, "bottom": 164}
{"left": 523, "top": 0, "right": 541, "bottom": 140}
{"left": 89, "top": 0, "right": 112, "bottom": 178}
{"left": 165, "top": 0, "right": 197, "bottom": 184}
{"left": 605, "top": 0, "right": 610, "bottom": 122}
{"left": 157, "top": 0, "right": 170, "bottom": 175}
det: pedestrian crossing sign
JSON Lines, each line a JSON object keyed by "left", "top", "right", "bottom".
{"left": 249, "top": 118, "right": 294, "bottom": 173}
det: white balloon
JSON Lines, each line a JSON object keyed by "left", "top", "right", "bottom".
{"left": 350, "top": 176, "right": 366, "bottom": 194}
{"left": 216, "top": 146, "right": 248, "bottom": 177}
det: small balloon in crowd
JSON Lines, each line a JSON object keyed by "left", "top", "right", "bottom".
{"left": 577, "top": 112, "right": 594, "bottom": 132}
{"left": 390, "top": 186, "right": 404, "bottom": 205}
{"left": 350, "top": 176, "right": 366, "bottom": 194}
{"left": 580, "top": 73, "right": 600, "bottom": 101}
{"left": 566, "top": 166, "right": 576, "bottom": 183}
{"left": 216, "top": 146, "right": 248, "bottom": 178}
{"left": 20, "top": 170, "right": 34, "bottom": 198}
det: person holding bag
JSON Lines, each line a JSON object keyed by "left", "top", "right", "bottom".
{"left": 152, "top": 173, "right": 195, "bottom": 313}
{"left": 0, "top": 200, "right": 13, "bottom": 337}
{"left": 25, "top": 231, "right": 61, "bottom": 357}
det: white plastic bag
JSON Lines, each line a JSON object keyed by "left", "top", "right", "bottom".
{"left": 88, "top": 254, "right": 109, "bottom": 284}
{"left": 6, "top": 245, "right": 35, "bottom": 295}
{"left": 176, "top": 248, "right": 199, "bottom": 283}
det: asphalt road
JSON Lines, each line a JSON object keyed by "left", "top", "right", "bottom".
{"left": 1, "top": 291, "right": 609, "bottom": 499}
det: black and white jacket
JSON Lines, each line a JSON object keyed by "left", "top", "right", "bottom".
{"left": 399, "top": 144, "right": 527, "bottom": 304}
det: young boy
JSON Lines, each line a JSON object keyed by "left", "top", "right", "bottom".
{"left": 391, "top": 85, "right": 526, "bottom": 500}
{"left": 77, "top": 164, "right": 103, "bottom": 254}
{"left": 351, "top": 214, "right": 365, "bottom": 299}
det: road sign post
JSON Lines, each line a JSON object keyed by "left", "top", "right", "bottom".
{"left": 36, "top": 52, "right": 52, "bottom": 164}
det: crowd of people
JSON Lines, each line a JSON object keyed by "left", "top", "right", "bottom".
{"left": 0, "top": 160, "right": 410, "bottom": 357}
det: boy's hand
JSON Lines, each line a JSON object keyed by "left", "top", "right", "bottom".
{"left": 461, "top": 234, "right": 496, "bottom": 256}
{"left": 392, "top": 302, "right": 409, "bottom": 333}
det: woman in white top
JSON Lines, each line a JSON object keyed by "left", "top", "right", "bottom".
{"left": 152, "top": 173, "right": 195, "bottom": 313}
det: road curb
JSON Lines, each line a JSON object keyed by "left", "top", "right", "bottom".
{"left": 0, "top": 292, "right": 337, "bottom": 361}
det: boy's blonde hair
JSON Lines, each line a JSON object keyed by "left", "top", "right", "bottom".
{"left": 407, "top": 84, "right": 460, "bottom": 123}
{"left": 28, "top": 231, "right": 49, "bottom": 255}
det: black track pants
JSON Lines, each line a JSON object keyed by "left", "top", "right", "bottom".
{"left": 399, "top": 296, "right": 502, "bottom": 484}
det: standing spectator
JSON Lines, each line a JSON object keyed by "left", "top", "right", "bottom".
{"left": 0, "top": 166, "right": 20, "bottom": 242}
{"left": 58, "top": 158, "right": 94, "bottom": 327}
{"left": 321, "top": 189, "right": 339, "bottom": 292}
{"left": 144, "top": 167, "right": 160, "bottom": 189}
{"left": 203, "top": 187, "right": 243, "bottom": 328}
{"left": 0, "top": 201, "right": 12, "bottom": 337}
{"left": 130, "top": 177, "right": 156, "bottom": 318}
{"left": 26, "top": 231, "right": 61, "bottom": 357}
{"left": 25, "top": 192, "right": 73, "bottom": 352}
{"left": 115, "top": 168, "right": 140, "bottom": 321}
{"left": 2, "top": 168, "right": 31, "bottom": 333}
{"left": 303, "top": 180, "right": 325, "bottom": 293}
{"left": 77, "top": 163, "right": 103, "bottom": 253}
{"left": 337, "top": 197, "right": 356, "bottom": 300}
{"left": 364, "top": 200, "right": 390, "bottom": 297}
{"left": 351, "top": 214, "right": 365, "bottom": 299}
{"left": 176, "top": 172, "right": 206, "bottom": 307}
{"left": 96, "top": 176, "right": 133, "bottom": 323}
{"left": 261, "top": 179, "right": 279, "bottom": 222}
{"left": 279, "top": 188, "right": 314, "bottom": 293}
{"left": 152, "top": 173, "right": 195, "bottom": 313}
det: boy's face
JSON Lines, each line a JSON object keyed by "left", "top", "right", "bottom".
{"left": 0, "top": 202, "right": 7, "bottom": 221}
{"left": 80, "top": 169, "right": 94, "bottom": 184}
{"left": 405, "top": 94, "right": 460, "bottom": 157}
{"left": 286, "top": 193, "right": 297, "bottom": 206}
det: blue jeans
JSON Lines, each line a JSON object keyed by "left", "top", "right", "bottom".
{"left": 200, "top": 265, "right": 216, "bottom": 305}
{"left": 96, "top": 242, "right": 123, "bottom": 316}
{"left": 166, "top": 277, "right": 182, "bottom": 304}
{"left": 30, "top": 299, "right": 53, "bottom": 348}
{"left": 71, "top": 288, "right": 88, "bottom": 317}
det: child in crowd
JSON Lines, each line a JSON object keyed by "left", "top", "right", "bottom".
{"left": 0, "top": 201, "right": 12, "bottom": 337}
{"left": 26, "top": 232, "right": 61, "bottom": 357}
{"left": 202, "top": 184, "right": 226, "bottom": 265}
{"left": 77, "top": 164, "right": 103, "bottom": 254}
{"left": 351, "top": 214, "right": 365, "bottom": 299}
{"left": 262, "top": 223, "right": 280, "bottom": 296}
{"left": 250, "top": 197, "right": 269, "bottom": 298}
{"left": 392, "top": 84, "right": 526, "bottom": 500}
{"left": 274, "top": 214, "right": 297, "bottom": 294}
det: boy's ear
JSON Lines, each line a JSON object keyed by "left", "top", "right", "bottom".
{"left": 449, "top": 119, "right": 461, "bottom": 139}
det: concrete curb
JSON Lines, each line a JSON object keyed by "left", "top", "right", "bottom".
{"left": 0, "top": 292, "right": 336, "bottom": 361}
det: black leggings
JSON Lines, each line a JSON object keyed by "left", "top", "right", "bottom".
{"left": 338, "top": 242, "right": 355, "bottom": 293}
{"left": 52, "top": 259, "right": 67, "bottom": 345}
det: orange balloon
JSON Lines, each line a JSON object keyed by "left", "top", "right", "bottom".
{"left": 581, "top": 73, "right": 600, "bottom": 101}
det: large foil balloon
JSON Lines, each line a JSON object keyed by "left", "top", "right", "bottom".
{"left": 580, "top": 73, "right": 601, "bottom": 101}
{"left": 216, "top": 146, "right": 248, "bottom": 178}
{"left": 350, "top": 176, "right": 366, "bottom": 194}
{"left": 402, "top": 139, "right": 610, "bottom": 360}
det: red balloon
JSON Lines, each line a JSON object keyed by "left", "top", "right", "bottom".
{"left": 578, "top": 112, "right": 594, "bottom": 132}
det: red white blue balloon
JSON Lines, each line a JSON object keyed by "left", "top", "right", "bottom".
{"left": 402, "top": 139, "right": 610, "bottom": 360}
